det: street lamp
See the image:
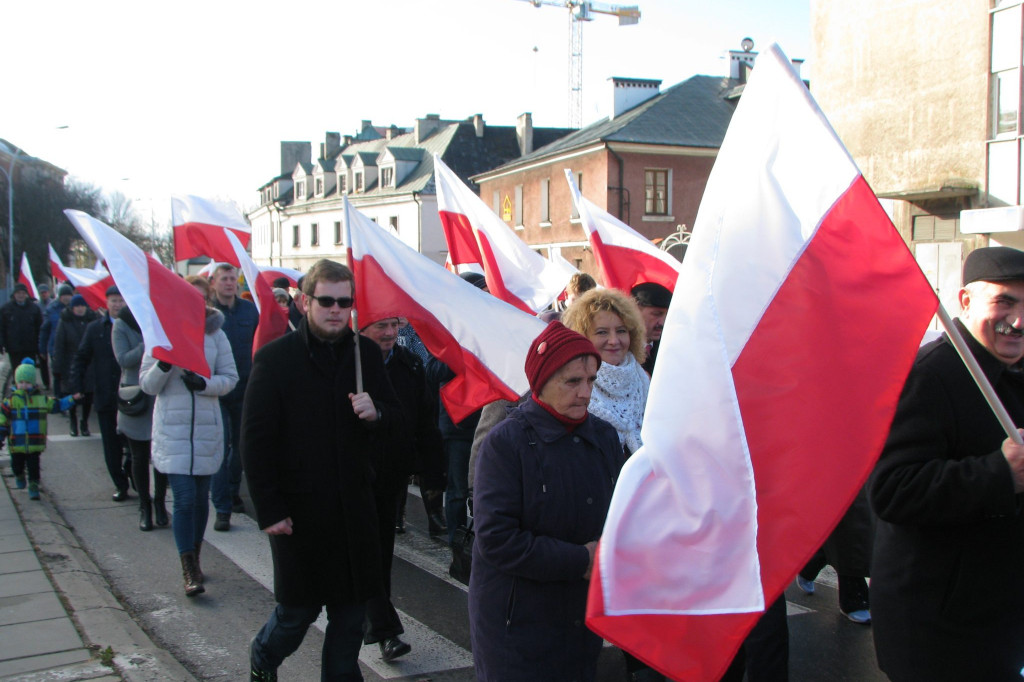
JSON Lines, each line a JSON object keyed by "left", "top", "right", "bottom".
{"left": 0, "top": 144, "right": 23, "bottom": 291}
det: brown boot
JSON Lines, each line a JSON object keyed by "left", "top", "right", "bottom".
{"left": 194, "top": 542, "right": 204, "bottom": 584}
{"left": 181, "top": 551, "right": 204, "bottom": 597}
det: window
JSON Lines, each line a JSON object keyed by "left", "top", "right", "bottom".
{"left": 310, "top": 223, "right": 319, "bottom": 246}
{"left": 292, "top": 225, "right": 300, "bottom": 247}
{"left": 389, "top": 216, "right": 399, "bottom": 233}
{"left": 493, "top": 190, "right": 500, "bottom": 214}
{"left": 992, "top": 5, "right": 1022, "bottom": 139}
{"left": 540, "top": 178, "right": 550, "bottom": 223}
{"left": 645, "top": 169, "right": 669, "bottom": 215}
{"left": 296, "top": 181, "right": 305, "bottom": 200}
{"left": 315, "top": 178, "right": 324, "bottom": 195}
{"left": 355, "top": 172, "right": 364, "bottom": 192}
{"left": 514, "top": 185, "right": 524, "bottom": 227}
{"left": 571, "top": 172, "right": 582, "bottom": 219}
{"left": 339, "top": 174, "right": 347, "bottom": 194}
{"left": 334, "top": 221, "right": 342, "bottom": 244}
{"left": 381, "top": 167, "right": 394, "bottom": 188}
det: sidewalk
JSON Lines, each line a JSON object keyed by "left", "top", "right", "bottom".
{"left": 0, "top": 452, "right": 196, "bottom": 681}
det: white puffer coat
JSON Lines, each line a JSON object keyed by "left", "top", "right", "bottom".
{"left": 139, "top": 309, "right": 238, "bottom": 476}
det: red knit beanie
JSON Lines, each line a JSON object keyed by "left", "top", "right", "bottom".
{"left": 525, "top": 321, "right": 601, "bottom": 394}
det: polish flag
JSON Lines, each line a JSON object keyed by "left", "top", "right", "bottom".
{"left": 223, "top": 229, "right": 289, "bottom": 355}
{"left": 171, "top": 194, "right": 251, "bottom": 265}
{"left": 565, "top": 170, "right": 681, "bottom": 293}
{"left": 64, "top": 210, "right": 210, "bottom": 378}
{"left": 17, "top": 254, "right": 39, "bottom": 299}
{"left": 259, "top": 265, "right": 303, "bottom": 289}
{"left": 434, "top": 155, "right": 576, "bottom": 313}
{"left": 585, "top": 45, "right": 939, "bottom": 681}
{"left": 48, "top": 244, "right": 70, "bottom": 283}
{"left": 57, "top": 264, "right": 113, "bottom": 310}
{"left": 345, "top": 196, "right": 544, "bottom": 423}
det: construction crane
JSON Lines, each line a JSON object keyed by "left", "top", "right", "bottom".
{"left": 518, "top": 0, "right": 641, "bottom": 128}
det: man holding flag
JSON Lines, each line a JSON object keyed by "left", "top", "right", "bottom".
{"left": 870, "top": 246, "right": 1024, "bottom": 681}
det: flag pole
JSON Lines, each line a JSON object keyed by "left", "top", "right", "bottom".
{"left": 936, "top": 303, "right": 1024, "bottom": 445}
{"left": 343, "top": 199, "right": 363, "bottom": 394}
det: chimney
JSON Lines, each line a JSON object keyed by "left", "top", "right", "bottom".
{"left": 791, "top": 58, "right": 804, "bottom": 79}
{"left": 729, "top": 37, "right": 758, "bottom": 81}
{"left": 516, "top": 112, "right": 533, "bottom": 156}
{"left": 280, "top": 141, "right": 311, "bottom": 176}
{"left": 608, "top": 77, "right": 662, "bottom": 119}
{"left": 343, "top": 135, "right": 354, "bottom": 146}
{"left": 473, "top": 114, "right": 485, "bottom": 138}
{"left": 320, "top": 132, "right": 340, "bottom": 159}
{"left": 415, "top": 114, "right": 442, "bottom": 144}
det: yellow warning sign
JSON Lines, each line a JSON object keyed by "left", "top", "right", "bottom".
{"left": 502, "top": 195, "right": 513, "bottom": 222}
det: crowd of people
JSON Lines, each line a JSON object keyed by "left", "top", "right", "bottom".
{"left": 4, "top": 245, "right": 1024, "bottom": 681}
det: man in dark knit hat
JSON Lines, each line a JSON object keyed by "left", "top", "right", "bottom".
{"left": 0, "top": 282, "right": 43, "bottom": 395}
{"left": 870, "top": 246, "right": 1024, "bottom": 681}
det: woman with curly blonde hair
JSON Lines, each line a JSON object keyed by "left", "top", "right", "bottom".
{"left": 562, "top": 288, "right": 649, "bottom": 455}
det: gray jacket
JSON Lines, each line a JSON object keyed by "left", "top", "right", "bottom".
{"left": 140, "top": 309, "right": 238, "bottom": 477}
{"left": 112, "top": 310, "right": 153, "bottom": 442}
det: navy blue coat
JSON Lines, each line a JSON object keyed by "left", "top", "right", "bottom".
{"left": 469, "top": 398, "right": 625, "bottom": 682}
{"left": 213, "top": 296, "right": 257, "bottom": 403}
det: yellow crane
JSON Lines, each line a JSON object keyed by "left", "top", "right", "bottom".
{"left": 517, "top": 0, "right": 641, "bottom": 128}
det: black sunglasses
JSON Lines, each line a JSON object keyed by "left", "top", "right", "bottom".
{"left": 311, "top": 295, "right": 354, "bottom": 309}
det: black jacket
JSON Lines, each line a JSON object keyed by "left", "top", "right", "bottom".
{"left": 870, "top": 319, "right": 1024, "bottom": 681}
{"left": 53, "top": 308, "right": 97, "bottom": 381}
{"left": 241, "top": 318, "right": 403, "bottom": 607}
{"left": 69, "top": 314, "right": 120, "bottom": 411}
{"left": 375, "top": 344, "right": 443, "bottom": 480}
{"left": 0, "top": 298, "right": 42, "bottom": 356}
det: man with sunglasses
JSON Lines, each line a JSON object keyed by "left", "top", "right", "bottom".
{"left": 242, "top": 259, "right": 403, "bottom": 682}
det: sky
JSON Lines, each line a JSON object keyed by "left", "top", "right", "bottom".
{"left": 3, "top": 0, "right": 810, "bottom": 227}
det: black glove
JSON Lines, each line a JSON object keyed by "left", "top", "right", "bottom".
{"left": 157, "top": 360, "right": 172, "bottom": 372}
{"left": 181, "top": 371, "right": 206, "bottom": 393}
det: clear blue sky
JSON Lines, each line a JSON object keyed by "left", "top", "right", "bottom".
{"left": 2, "top": 0, "right": 810, "bottom": 223}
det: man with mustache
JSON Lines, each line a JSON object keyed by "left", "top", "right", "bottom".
{"left": 870, "top": 246, "right": 1024, "bottom": 681}
{"left": 631, "top": 282, "right": 671, "bottom": 375}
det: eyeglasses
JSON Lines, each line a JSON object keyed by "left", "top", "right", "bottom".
{"left": 312, "top": 295, "right": 354, "bottom": 309}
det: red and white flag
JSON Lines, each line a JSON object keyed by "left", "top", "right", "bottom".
{"left": 48, "top": 244, "right": 70, "bottom": 283}
{"left": 17, "top": 253, "right": 39, "bottom": 299}
{"left": 170, "top": 194, "right": 251, "bottom": 265}
{"left": 57, "top": 264, "right": 113, "bottom": 310}
{"left": 585, "top": 45, "right": 938, "bottom": 681}
{"left": 565, "top": 170, "right": 681, "bottom": 293}
{"left": 434, "top": 155, "right": 576, "bottom": 313}
{"left": 223, "top": 229, "right": 289, "bottom": 355}
{"left": 345, "top": 197, "right": 544, "bottom": 423}
{"left": 64, "top": 210, "right": 210, "bottom": 378}
{"left": 259, "top": 265, "right": 303, "bottom": 289}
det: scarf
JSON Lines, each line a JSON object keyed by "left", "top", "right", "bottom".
{"left": 588, "top": 351, "right": 649, "bottom": 454}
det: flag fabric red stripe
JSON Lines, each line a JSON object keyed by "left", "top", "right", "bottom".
{"left": 585, "top": 45, "right": 938, "bottom": 682}
{"left": 17, "top": 253, "right": 39, "bottom": 299}
{"left": 438, "top": 209, "right": 483, "bottom": 267}
{"left": 48, "top": 244, "right": 70, "bottom": 283}
{"left": 172, "top": 222, "right": 250, "bottom": 265}
{"left": 171, "top": 195, "right": 251, "bottom": 264}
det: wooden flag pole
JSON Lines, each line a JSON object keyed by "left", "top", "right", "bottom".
{"left": 937, "top": 303, "right": 1024, "bottom": 444}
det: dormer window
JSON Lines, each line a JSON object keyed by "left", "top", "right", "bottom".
{"left": 315, "top": 178, "right": 324, "bottom": 196}
{"left": 355, "top": 172, "right": 364, "bottom": 192}
{"left": 296, "top": 180, "right": 306, "bottom": 200}
{"left": 339, "top": 174, "right": 347, "bottom": 194}
{"left": 381, "top": 167, "right": 394, "bottom": 188}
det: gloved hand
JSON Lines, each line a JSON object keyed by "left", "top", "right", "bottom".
{"left": 181, "top": 371, "right": 206, "bottom": 393}
{"left": 157, "top": 360, "right": 172, "bottom": 372}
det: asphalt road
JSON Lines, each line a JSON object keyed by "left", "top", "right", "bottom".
{"left": 26, "top": 413, "right": 888, "bottom": 681}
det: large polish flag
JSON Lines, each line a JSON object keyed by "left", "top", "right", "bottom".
{"left": 585, "top": 45, "right": 939, "bottom": 681}
{"left": 565, "top": 170, "right": 681, "bottom": 293}
{"left": 64, "top": 210, "right": 210, "bottom": 378}
{"left": 434, "top": 155, "right": 577, "bottom": 313}
{"left": 17, "top": 253, "right": 39, "bottom": 299}
{"left": 48, "top": 244, "right": 70, "bottom": 283}
{"left": 171, "top": 194, "right": 251, "bottom": 265}
{"left": 222, "top": 229, "right": 289, "bottom": 355}
{"left": 344, "top": 196, "right": 544, "bottom": 423}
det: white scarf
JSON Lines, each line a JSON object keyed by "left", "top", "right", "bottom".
{"left": 588, "top": 352, "right": 649, "bottom": 454}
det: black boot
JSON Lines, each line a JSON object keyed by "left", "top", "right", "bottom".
{"left": 69, "top": 407, "right": 78, "bottom": 437}
{"left": 423, "top": 489, "right": 447, "bottom": 537}
{"left": 153, "top": 498, "right": 169, "bottom": 527}
{"left": 250, "top": 665, "right": 278, "bottom": 682}
{"left": 181, "top": 551, "right": 204, "bottom": 596}
{"left": 139, "top": 499, "right": 153, "bottom": 531}
{"left": 79, "top": 419, "right": 90, "bottom": 437}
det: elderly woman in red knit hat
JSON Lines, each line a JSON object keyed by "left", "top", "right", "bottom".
{"left": 468, "top": 321, "right": 627, "bottom": 682}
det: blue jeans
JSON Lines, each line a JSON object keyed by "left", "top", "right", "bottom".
{"left": 251, "top": 602, "right": 365, "bottom": 681}
{"left": 211, "top": 397, "right": 243, "bottom": 513}
{"left": 444, "top": 439, "right": 471, "bottom": 545}
{"left": 166, "top": 474, "right": 211, "bottom": 555}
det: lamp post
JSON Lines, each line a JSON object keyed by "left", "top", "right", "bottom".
{"left": 0, "top": 146, "right": 23, "bottom": 291}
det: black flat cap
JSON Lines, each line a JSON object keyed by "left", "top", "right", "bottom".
{"left": 963, "top": 247, "right": 1024, "bottom": 285}
{"left": 106, "top": 285, "right": 121, "bottom": 297}
{"left": 460, "top": 271, "right": 487, "bottom": 290}
{"left": 631, "top": 282, "right": 672, "bottom": 308}
{"left": 12, "top": 283, "right": 28, "bottom": 294}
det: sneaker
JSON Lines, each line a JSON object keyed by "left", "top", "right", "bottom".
{"left": 795, "top": 575, "right": 815, "bottom": 595}
{"left": 28, "top": 482, "right": 40, "bottom": 500}
{"left": 14, "top": 476, "right": 26, "bottom": 489}
{"left": 214, "top": 512, "right": 231, "bottom": 532}
{"left": 844, "top": 608, "right": 871, "bottom": 624}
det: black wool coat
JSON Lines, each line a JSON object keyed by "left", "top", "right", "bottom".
{"left": 375, "top": 344, "right": 443, "bottom": 481}
{"left": 870, "top": 319, "right": 1024, "bottom": 682}
{"left": 241, "top": 319, "right": 403, "bottom": 608}
{"left": 69, "top": 314, "right": 120, "bottom": 411}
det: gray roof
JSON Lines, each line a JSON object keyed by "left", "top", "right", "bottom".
{"left": 386, "top": 146, "right": 426, "bottom": 162}
{"left": 482, "top": 75, "right": 740, "bottom": 176}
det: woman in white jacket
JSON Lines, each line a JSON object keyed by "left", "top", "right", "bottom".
{"left": 140, "top": 307, "right": 238, "bottom": 597}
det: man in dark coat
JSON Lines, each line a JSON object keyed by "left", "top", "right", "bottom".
{"left": 359, "top": 316, "right": 444, "bottom": 662}
{"left": 242, "top": 259, "right": 402, "bottom": 682}
{"left": 870, "top": 246, "right": 1024, "bottom": 681}
{"left": 69, "top": 286, "right": 129, "bottom": 500}
{"left": 0, "top": 282, "right": 43, "bottom": 392}
{"left": 631, "top": 282, "right": 671, "bottom": 375}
